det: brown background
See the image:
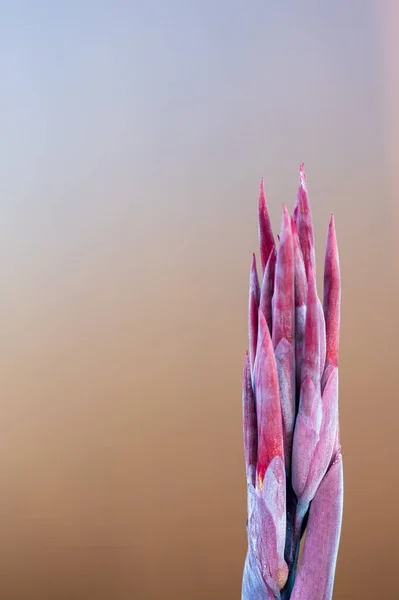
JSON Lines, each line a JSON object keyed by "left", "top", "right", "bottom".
{"left": 0, "top": 1, "right": 398, "bottom": 599}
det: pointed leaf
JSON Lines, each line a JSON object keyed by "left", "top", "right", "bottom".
{"left": 293, "top": 164, "right": 316, "bottom": 279}
{"left": 260, "top": 247, "right": 276, "bottom": 335}
{"left": 242, "top": 352, "right": 257, "bottom": 486}
{"left": 254, "top": 311, "right": 284, "bottom": 486}
{"left": 292, "top": 267, "right": 322, "bottom": 498}
{"left": 292, "top": 217, "right": 307, "bottom": 394}
{"left": 249, "top": 253, "right": 261, "bottom": 374}
{"left": 323, "top": 214, "right": 340, "bottom": 390}
{"left": 272, "top": 206, "right": 295, "bottom": 469}
{"left": 258, "top": 178, "right": 276, "bottom": 273}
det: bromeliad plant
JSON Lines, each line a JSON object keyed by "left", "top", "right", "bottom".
{"left": 242, "top": 166, "right": 343, "bottom": 600}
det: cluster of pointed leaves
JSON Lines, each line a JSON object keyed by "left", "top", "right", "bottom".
{"left": 242, "top": 166, "right": 343, "bottom": 600}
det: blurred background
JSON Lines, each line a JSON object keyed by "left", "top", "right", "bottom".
{"left": 0, "top": 1, "right": 397, "bottom": 598}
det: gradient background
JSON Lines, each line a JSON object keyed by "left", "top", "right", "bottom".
{"left": 0, "top": 1, "right": 398, "bottom": 598}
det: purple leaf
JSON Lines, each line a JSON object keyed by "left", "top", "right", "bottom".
{"left": 248, "top": 253, "right": 261, "bottom": 375}
{"left": 260, "top": 247, "right": 277, "bottom": 336}
{"left": 322, "top": 214, "right": 340, "bottom": 390}
{"left": 242, "top": 351, "right": 257, "bottom": 487}
{"left": 254, "top": 312, "right": 285, "bottom": 487}
{"left": 272, "top": 205, "right": 295, "bottom": 470}
{"left": 258, "top": 178, "right": 276, "bottom": 274}
{"left": 293, "top": 164, "right": 316, "bottom": 280}
{"left": 291, "top": 455, "right": 343, "bottom": 600}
